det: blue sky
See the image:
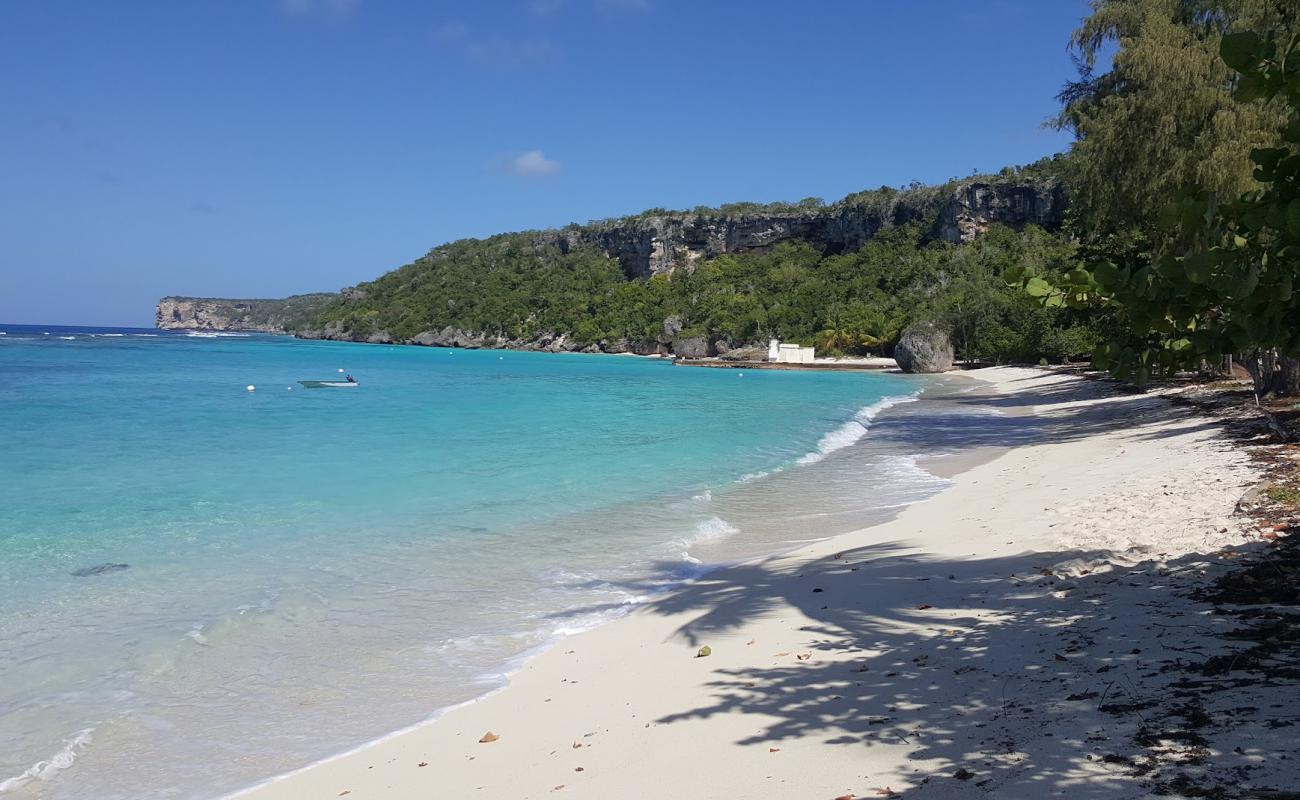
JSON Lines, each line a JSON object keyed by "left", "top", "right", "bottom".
{"left": 0, "top": 0, "right": 1090, "bottom": 326}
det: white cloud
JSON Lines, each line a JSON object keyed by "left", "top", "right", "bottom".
{"left": 432, "top": 22, "right": 557, "bottom": 69}
{"left": 280, "top": 0, "right": 358, "bottom": 18}
{"left": 466, "top": 35, "right": 557, "bottom": 68}
{"left": 595, "top": 0, "right": 651, "bottom": 13}
{"left": 502, "top": 150, "right": 560, "bottom": 178}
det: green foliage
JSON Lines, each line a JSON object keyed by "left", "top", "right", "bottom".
{"left": 1020, "top": 21, "right": 1300, "bottom": 385}
{"left": 1265, "top": 483, "right": 1300, "bottom": 505}
{"left": 314, "top": 233, "right": 632, "bottom": 343}
{"left": 1055, "top": 0, "right": 1296, "bottom": 234}
{"left": 308, "top": 219, "right": 1091, "bottom": 364}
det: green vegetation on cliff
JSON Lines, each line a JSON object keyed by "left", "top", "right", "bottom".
{"left": 309, "top": 215, "right": 1095, "bottom": 363}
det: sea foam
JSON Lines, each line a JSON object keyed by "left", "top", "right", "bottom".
{"left": 0, "top": 728, "right": 94, "bottom": 793}
{"left": 797, "top": 393, "right": 918, "bottom": 465}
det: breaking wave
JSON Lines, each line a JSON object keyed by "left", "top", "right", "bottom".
{"left": 0, "top": 728, "right": 94, "bottom": 793}
{"left": 796, "top": 393, "right": 918, "bottom": 465}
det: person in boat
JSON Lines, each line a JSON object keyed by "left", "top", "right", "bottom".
{"left": 345, "top": 374, "right": 356, "bottom": 383}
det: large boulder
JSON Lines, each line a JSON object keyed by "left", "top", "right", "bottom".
{"left": 894, "top": 323, "right": 954, "bottom": 373}
{"left": 672, "top": 335, "right": 711, "bottom": 359}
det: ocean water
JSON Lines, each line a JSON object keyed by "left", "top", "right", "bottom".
{"left": 0, "top": 324, "right": 975, "bottom": 799}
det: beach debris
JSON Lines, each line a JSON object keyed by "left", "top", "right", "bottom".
{"left": 418, "top": 761, "right": 428, "bottom": 767}
{"left": 553, "top": 785, "right": 565, "bottom": 791}
{"left": 796, "top": 652, "right": 811, "bottom": 661}
{"left": 572, "top": 741, "right": 582, "bottom": 748}
{"left": 774, "top": 651, "right": 790, "bottom": 656}
{"left": 834, "top": 795, "right": 854, "bottom": 800}
{"left": 696, "top": 646, "right": 712, "bottom": 658}
{"left": 746, "top": 639, "right": 755, "bottom": 645}
{"left": 916, "top": 603, "right": 933, "bottom": 610}
{"left": 834, "top": 552, "right": 844, "bottom": 559}
{"left": 954, "top": 768, "right": 975, "bottom": 780}
{"left": 574, "top": 767, "right": 584, "bottom": 772}
{"left": 769, "top": 747, "right": 781, "bottom": 752}
{"left": 338, "top": 792, "right": 350, "bottom": 797}
{"left": 813, "top": 587, "right": 824, "bottom": 593}
{"left": 875, "top": 788, "right": 896, "bottom": 797}
{"left": 479, "top": 731, "right": 500, "bottom": 743}
{"left": 72, "top": 563, "right": 129, "bottom": 577}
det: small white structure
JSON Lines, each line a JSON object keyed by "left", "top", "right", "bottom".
{"left": 768, "top": 339, "right": 815, "bottom": 364}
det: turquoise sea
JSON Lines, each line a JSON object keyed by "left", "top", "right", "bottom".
{"left": 0, "top": 324, "right": 972, "bottom": 799}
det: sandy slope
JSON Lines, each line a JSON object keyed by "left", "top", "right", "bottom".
{"left": 236, "top": 366, "right": 1283, "bottom": 800}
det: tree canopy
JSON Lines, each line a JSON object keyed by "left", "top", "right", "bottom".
{"left": 1018, "top": 14, "right": 1300, "bottom": 391}
{"left": 1057, "top": 0, "right": 1296, "bottom": 233}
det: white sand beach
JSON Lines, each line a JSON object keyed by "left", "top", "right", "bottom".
{"left": 236, "top": 366, "right": 1293, "bottom": 799}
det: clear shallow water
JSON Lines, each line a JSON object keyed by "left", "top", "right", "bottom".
{"left": 0, "top": 324, "right": 973, "bottom": 799}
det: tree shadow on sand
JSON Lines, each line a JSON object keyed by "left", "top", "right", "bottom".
{"left": 558, "top": 540, "right": 1296, "bottom": 797}
{"left": 549, "top": 374, "right": 1293, "bottom": 796}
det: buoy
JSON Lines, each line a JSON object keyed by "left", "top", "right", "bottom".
{"left": 247, "top": 385, "right": 255, "bottom": 392}
{"left": 338, "top": 368, "right": 344, "bottom": 373}
{"left": 287, "top": 386, "right": 292, "bottom": 391}
{"left": 738, "top": 373, "right": 744, "bottom": 377}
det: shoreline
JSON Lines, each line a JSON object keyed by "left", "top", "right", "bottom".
{"left": 227, "top": 366, "right": 1093, "bottom": 800}
{"left": 226, "top": 372, "right": 987, "bottom": 800}
{"left": 233, "top": 365, "right": 1286, "bottom": 798}
{"left": 151, "top": 326, "right": 905, "bottom": 370}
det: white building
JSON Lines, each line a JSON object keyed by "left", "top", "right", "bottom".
{"left": 768, "top": 339, "right": 815, "bottom": 364}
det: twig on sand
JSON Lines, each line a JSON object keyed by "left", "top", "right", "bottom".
{"left": 1097, "top": 680, "right": 1116, "bottom": 711}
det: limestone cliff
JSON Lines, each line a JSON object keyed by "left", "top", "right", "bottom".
{"left": 156, "top": 294, "right": 336, "bottom": 333}
{"left": 552, "top": 178, "right": 1066, "bottom": 280}
{"left": 156, "top": 174, "right": 1068, "bottom": 342}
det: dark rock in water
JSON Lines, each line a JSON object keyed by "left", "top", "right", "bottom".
{"left": 72, "top": 563, "right": 129, "bottom": 577}
{"left": 894, "top": 323, "right": 954, "bottom": 374}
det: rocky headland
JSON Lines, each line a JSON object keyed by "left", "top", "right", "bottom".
{"left": 156, "top": 175, "right": 1067, "bottom": 358}
{"left": 156, "top": 294, "right": 336, "bottom": 333}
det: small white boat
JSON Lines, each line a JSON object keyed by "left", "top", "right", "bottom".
{"left": 298, "top": 380, "right": 360, "bottom": 388}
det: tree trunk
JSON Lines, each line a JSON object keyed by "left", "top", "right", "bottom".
{"left": 1279, "top": 356, "right": 1300, "bottom": 395}
{"left": 1242, "top": 349, "right": 1281, "bottom": 398}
